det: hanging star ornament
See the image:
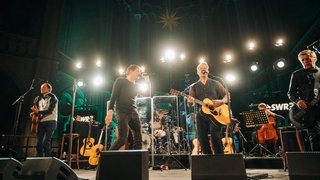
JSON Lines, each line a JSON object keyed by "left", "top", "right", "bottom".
{"left": 159, "top": 9, "right": 180, "bottom": 30}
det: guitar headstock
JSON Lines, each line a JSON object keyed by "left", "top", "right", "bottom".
{"left": 170, "top": 89, "right": 181, "bottom": 96}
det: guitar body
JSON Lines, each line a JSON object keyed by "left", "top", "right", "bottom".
{"left": 80, "top": 138, "right": 95, "bottom": 156}
{"left": 221, "top": 137, "right": 234, "bottom": 154}
{"left": 201, "top": 98, "right": 230, "bottom": 127}
{"left": 30, "top": 113, "right": 39, "bottom": 133}
{"left": 88, "top": 125, "right": 105, "bottom": 166}
{"left": 88, "top": 144, "right": 104, "bottom": 166}
{"left": 192, "top": 138, "right": 201, "bottom": 155}
{"left": 289, "top": 104, "right": 315, "bottom": 128}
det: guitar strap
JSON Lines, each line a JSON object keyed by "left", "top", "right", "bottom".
{"left": 313, "top": 67, "right": 320, "bottom": 98}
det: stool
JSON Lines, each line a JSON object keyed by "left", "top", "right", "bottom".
{"left": 59, "top": 133, "right": 80, "bottom": 170}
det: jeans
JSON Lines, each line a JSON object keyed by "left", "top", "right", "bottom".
{"left": 196, "top": 113, "right": 223, "bottom": 154}
{"left": 36, "top": 121, "right": 57, "bottom": 157}
{"left": 109, "top": 112, "right": 142, "bottom": 150}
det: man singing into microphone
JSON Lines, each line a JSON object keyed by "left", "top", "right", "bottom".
{"left": 187, "top": 62, "right": 230, "bottom": 154}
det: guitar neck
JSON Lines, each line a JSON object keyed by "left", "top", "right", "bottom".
{"left": 178, "top": 91, "right": 206, "bottom": 106}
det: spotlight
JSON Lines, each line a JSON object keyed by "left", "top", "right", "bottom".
{"left": 274, "top": 58, "right": 286, "bottom": 69}
{"left": 250, "top": 62, "right": 258, "bottom": 71}
{"left": 77, "top": 80, "right": 84, "bottom": 87}
{"left": 75, "top": 61, "right": 82, "bottom": 69}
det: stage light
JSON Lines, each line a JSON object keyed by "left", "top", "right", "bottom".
{"left": 118, "top": 68, "right": 125, "bottom": 75}
{"left": 225, "top": 73, "right": 236, "bottom": 83}
{"left": 75, "top": 61, "right": 82, "bottom": 69}
{"left": 95, "top": 58, "right": 102, "bottom": 67}
{"left": 224, "top": 54, "right": 232, "bottom": 63}
{"left": 138, "top": 82, "right": 149, "bottom": 92}
{"left": 140, "top": 66, "right": 145, "bottom": 73}
{"left": 250, "top": 63, "right": 258, "bottom": 71}
{"left": 77, "top": 80, "right": 84, "bottom": 87}
{"left": 248, "top": 41, "right": 256, "bottom": 50}
{"left": 180, "top": 53, "right": 186, "bottom": 60}
{"left": 275, "top": 38, "right": 284, "bottom": 47}
{"left": 92, "top": 75, "right": 104, "bottom": 86}
{"left": 164, "top": 49, "right": 176, "bottom": 61}
{"left": 274, "top": 58, "right": 286, "bottom": 69}
{"left": 199, "top": 57, "right": 206, "bottom": 63}
{"left": 160, "top": 57, "right": 165, "bottom": 63}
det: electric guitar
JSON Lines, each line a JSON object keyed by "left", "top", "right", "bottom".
{"left": 170, "top": 89, "right": 230, "bottom": 127}
{"left": 89, "top": 126, "right": 105, "bottom": 166}
{"left": 289, "top": 95, "right": 320, "bottom": 128}
{"left": 80, "top": 120, "right": 95, "bottom": 156}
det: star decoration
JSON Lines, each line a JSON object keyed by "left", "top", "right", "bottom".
{"left": 159, "top": 9, "right": 180, "bottom": 30}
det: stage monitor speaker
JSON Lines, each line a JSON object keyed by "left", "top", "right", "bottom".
{"left": 17, "top": 157, "right": 78, "bottom": 180}
{"left": 191, "top": 154, "right": 246, "bottom": 180}
{"left": 287, "top": 152, "right": 320, "bottom": 180}
{"left": 96, "top": 150, "right": 149, "bottom": 180}
{"left": 0, "top": 158, "right": 23, "bottom": 180}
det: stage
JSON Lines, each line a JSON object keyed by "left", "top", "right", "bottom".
{"left": 74, "top": 167, "right": 289, "bottom": 180}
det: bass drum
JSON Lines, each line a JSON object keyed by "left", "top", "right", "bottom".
{"left": 142, "top": 133, "right": 151, "bottom": 150}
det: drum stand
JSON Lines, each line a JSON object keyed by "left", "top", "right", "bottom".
{"left": 163, "top": 122, "right": 187, "bottom": 170}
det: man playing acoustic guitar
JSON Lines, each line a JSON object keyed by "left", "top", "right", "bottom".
{"left": 30, "top": 82, "right": 58, "bottom": 157}
{"left": 187, "top": 62, "right": 230, "bottom": 154}
{"left": 287, "top": 49, "right": 320, "bottom": 151}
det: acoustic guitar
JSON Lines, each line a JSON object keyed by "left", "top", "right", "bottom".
{"left": 221, "top": 125, "right": 234, "bottom": 154}
{"left": 30, "top": 111, "right": 39, "bottom": 133}
{"left": 30, "top": 105, "right": 40, "bottom": 133}
{"left": 80, "top": 120, "right": 95, "bottom": 156}
{"left": 89, "top": 126, "right": 105, "bottom": 166}
{"left": 170, "top": 89, "right": 230, "bottom": 127}
{"left": 192, "top": 138, "right": 201, "bottom": 155}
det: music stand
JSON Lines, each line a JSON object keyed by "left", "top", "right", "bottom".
{"left": 242, "top": 110, "right": 274, "bottom": 156}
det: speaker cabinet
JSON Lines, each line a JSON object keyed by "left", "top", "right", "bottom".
{"left": 17, "top": 157, "right": 78, "bottom": 180}
{"left": 191, "top": 154, "right": 246, "bottom": 180}
{"left": 280, "top": 129, "right": 311, "bottom": 152}
{"left": 96, "top": 150, "right": 149, "bottom": 180}
{"left": 287, "top": 152, "right": 320, "bottom": 180}
{"left": 0, "top": 158, "right": 23, "bottom": 180}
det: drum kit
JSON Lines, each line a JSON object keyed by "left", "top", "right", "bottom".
{"left": 140, "top": 109, "right": 184, "bottom": 154}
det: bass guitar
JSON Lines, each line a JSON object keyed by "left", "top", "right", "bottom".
{"left": 289, "top": 95, "right": 320, "bottom": 128}
{"left": 89, "top": 125, "right": 105, "bottom": 166}
{"left": 80, "top": 120, "right": 95, "bottom": 156}
{"left": 170, "top": 89, "right": 230, "bottom": 127}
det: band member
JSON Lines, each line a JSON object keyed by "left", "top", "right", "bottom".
{"left": 30, "top": 83, "right": 58, "bottom": 157}
{"left": 105, "top": 64, "right": 149, "bottom": 150}
{"left": 251, "top": 103, "right": 285, "bottom": 155}
{"left": 287, "top": 49, "right": 320, "bottom": 151}
{"left": 187, "top": 62, "right": 230, "bottom": 154}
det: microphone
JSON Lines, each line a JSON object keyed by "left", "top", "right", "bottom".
{"left": 201, "top": 70, "right": 208, "bottom": 74}
{"left": 307, "top": 40, "right": 319, "bottom": 49}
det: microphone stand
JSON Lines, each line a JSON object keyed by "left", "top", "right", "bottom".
{"left": 10, "top": 79, "right": 39, "bottom": 157}
{"left": 67, "top": 79, "right": 77, "bottom": 166}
